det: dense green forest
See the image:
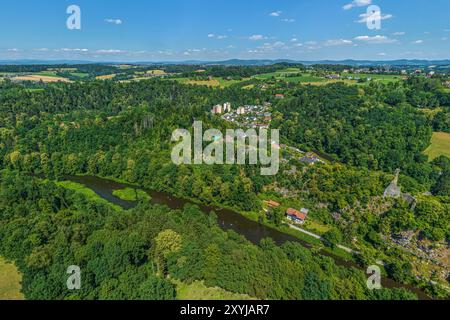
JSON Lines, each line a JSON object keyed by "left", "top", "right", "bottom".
{"left": 0, "top": 170, "right": 417, "bottom": 300}
{"left": 0, "top": 71, "right": 448, "bottom": 299}
{"left": 273, "top": 80, "right": 449, "bottom": 185}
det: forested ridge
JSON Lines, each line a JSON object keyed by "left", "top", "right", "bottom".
{"left": 0, "top": 73, "right": 448, "bottom": 299}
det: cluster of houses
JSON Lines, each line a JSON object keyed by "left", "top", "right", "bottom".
{"left": 221, "top": 104, "right": 272, "bottom": 129}
{"left": 265, "top": 200, "right": 309, "bottom": 225}
{"left": 211, "top": 102, "right": 232, "bottom": 114}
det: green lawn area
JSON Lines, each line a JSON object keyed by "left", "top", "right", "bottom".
{"left": 174, "top": 280, "right": 255, "bottom": 300}
{"left": 254, "top": 69, "right": 327, "bottom": 84}
{"left": 35, "top": 71, "right": 60, "bottom": 77}
{"left": 304, "top": 219, "right": 331, "bottom": 235}
{"left": 0, "top": 257, "right": 24, "bottom": 300}
{"left": 70, "top": 72, "right": 90, "bottom": 78}
{"left": 146, "top": 69, "right": 166, "bottom": 75}
{"left": 423, "top": 132, "right": 450, "bottom": 161}
{"left": 344, "top": 73, "right": 402, "bottom": 84}
{"left": 112, "top": 187, "right": 151, "bottom": 201}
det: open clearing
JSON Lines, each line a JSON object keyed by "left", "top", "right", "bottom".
{"left": 175, "top": 280, "right": 255, "bottom": 300}
{"left": 253, "top": 68, "right": 402, "bottom": 85}
{"left": 423, "top": 132, "right": 450, "bottom": 161}
{"left": 13, "top": 75, "right": 71, "bottom": 83}
{"left": 96, "top": 74, "right": 117, "bottom": 80}
{"left": 0, "top": 257, "right": 24, "bottom": 300}
{"left": 146, "top": 70, "right": 166, "bottom": 75}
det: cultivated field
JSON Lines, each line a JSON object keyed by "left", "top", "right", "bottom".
{"left": 424, "top": 132, "right": 450, "bottom": 161}
{"left": 0, "top": 257, "right": 24, "bottom": 300}
{"left": 96, "top": 74, "right": 117, "bottom": 80}
{"left": 13, "top": 75, "right": 71, "bottom": 83}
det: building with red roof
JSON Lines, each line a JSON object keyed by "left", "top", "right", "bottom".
{"left": 286, "top": 208, "right": 309, "bottom": 224}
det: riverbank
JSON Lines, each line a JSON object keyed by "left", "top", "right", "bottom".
{"left": 76, "top": 174, "right": 355, "bottom": 261}
{"left": 59, "top": 174, "right": 430, "bottom": 300}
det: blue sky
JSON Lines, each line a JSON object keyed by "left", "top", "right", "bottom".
{"left": 0, "top": 0, "right": 449, "bottom": 61}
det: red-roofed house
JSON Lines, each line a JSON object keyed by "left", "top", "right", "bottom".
{"left": 286, "top": 208, "right": 309, "bottom": 224}
{"left": 265, "top": 200, "right": 281, "bottom": 208}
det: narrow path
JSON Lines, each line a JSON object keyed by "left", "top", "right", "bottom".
{"left": 288, "top": 224, "right": 359, "bottom": 255}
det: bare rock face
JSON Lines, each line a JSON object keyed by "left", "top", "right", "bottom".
{"left": 383, "top": 168, "right": 402, "bottom": 198}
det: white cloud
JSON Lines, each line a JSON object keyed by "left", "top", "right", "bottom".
{"left": 96, "top": 49, "right": 124, "bottom": 54}
{"left": 34, "top": 48, "right": 49, "bottom": 52}
{"left": 357, "top": 12, "right": 393, "bottom": 23}
{"left": 412, "top": 40, "right": 424, "bottom": 44}
{"left": 378, "top": 52, "right": 387, "bottom": 56}
{"left": 282, "top": 18, "right": 295, "bottom": 23}
{"left": 354, "top": 35, "right": 397, "bottom": 44}
{"left": 58, "top": 48, "right": 89, "bottom": 52}
{"left": 208, "top": 34, "right": 228, "bottom": 40}
{"left": 291, "top": 38, "right": 299, "bottom": 42}
{"left": 324, "top": 39, "right": 353, "bottom": 46}
{"left": 393, "top": 32, "right": 405, "bottom": 36}
{"left": 262, "top": 41, "right": 286, "bottom": 48}
{"left": 104, "top": 19, "right": 122, "bottom": 25}
{"left": 269, "top": 11, "right": 282, "bottom": 17}
{"left": 343, "top": 0, "right": 372, "bottom": 10}
{"left": 249, "top": 34, "right": 267, "bottom": 41}
{"left": 7, "top": 48, "right": 20, "bottom": 52}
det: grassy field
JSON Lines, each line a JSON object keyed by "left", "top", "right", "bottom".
{"left": 175, "top": 280, "right": 255, "bottom": 300}
{"left": 254, "top": 67, "right": 302, "bottom": 79}
{"left": 112, "top": 187, "right": 151, "bottom": 201}
{"left": 146, "top": 69, "right": 166, "bottom": 75}
{"left": 35, "top": 71, "right": 60, "bottom": 77}
{"left": 343, "top": 73, "right": 403, "bottom": 84}
{"left": 70, "top": 72, "right": 90, "bottom": 78}
{"left": 304, "top": 219, "right": 331, "bottom": 235}
{"left": 423, "top": 132, "right": 450, "bottom": 161}
{"left": 0, "top": 257, "right": 24, "bottom": 300}
{"left": 253, "top": 68, "right": 402, "bottom": 86}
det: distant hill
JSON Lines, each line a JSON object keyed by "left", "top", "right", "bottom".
{"left": 0, "top": 58, "right": 449, "bottom": 67}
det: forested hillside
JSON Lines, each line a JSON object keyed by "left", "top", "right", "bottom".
{"left": 0, "top": 170, "right": 417, "bottom": 300}
{"left": 0, "top": 73, "right": 448, "bottom": 299}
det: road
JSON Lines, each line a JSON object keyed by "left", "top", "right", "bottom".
{"left": 288, "top": 224, "right": 359, "bottom": 255}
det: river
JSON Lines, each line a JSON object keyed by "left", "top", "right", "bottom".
{"left": 65, "top": 175, "right": 430, "bottom": 300}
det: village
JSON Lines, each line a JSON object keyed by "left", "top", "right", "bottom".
{"left": 211, "top": 102, "right": 273, "bottom": 129}
{"left": 209, "top": 102, "right": 329, "bottom": 230}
